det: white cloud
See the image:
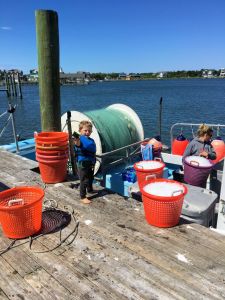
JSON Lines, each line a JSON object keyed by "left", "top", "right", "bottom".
{"left": 1, "top": 26, "right": 12, "bottom": 30}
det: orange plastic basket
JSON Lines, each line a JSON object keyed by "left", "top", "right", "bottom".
{"left": 36, "top": 140, "right": 68, "bottom": 147}
{"left": 36, "top": 149, "right": 69, "bottom": 156}
{"left": 0, "top": 186, "right": 44, "bottom": 239}
{"left": 134, "top": 160, "right": 165, "bottom": 188}
{"left": 36, "top": 144, "right": 69, "bottom": 151}
{"left": 141, "top": 179, "right": 187, "bottom": 228}
{"left": 35, "top": 131, "right": 68, "bottom": 142}
{"left": 38, "top": 159, "right": 68, "bottom": 183}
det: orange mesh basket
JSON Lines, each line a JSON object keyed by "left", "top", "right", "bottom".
{"left": 141, "top": 179, "right": 187, "bottom": 228}
{"left": 0, "top": 186, "right": 44, "bottom": 239}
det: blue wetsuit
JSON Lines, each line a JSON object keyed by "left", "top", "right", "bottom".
{"left": 74, "top": 135, "right": 96, "bottom": 164}
{"left": 74, "top": 135, "right": 96, "bottom": 198}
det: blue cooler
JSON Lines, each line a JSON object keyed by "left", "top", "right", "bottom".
{"left": 105, "top": 166, "right": 136, "bottom": 197}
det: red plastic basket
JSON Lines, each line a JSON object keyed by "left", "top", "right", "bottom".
{"left": 38, "top": 159, "right": 68, "bottom": 183}
{"left": 35, "top": 131, "right": 69, "bottom": 142}
{"left": 36, "top": 144, "right": 69, "bottom": 151}
{"left": 141, "top": 179, "right": 187, "bottom": 228}
{"left": 0, "top": 186, "right": 44, "bottom": 239}
{"left": 36, "top": 149, "right": 69, "bottom": 156}
{"left": 134, "top": 160, "right": 165, "bottom": 188}
{"left": 36, "top": 152, "right": 69, "bottom": 161}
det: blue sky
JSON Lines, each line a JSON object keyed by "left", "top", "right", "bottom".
{"left": 0, "top": 0, "right": 225, "bottom": 74}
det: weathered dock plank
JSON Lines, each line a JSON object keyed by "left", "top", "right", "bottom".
{"left": 24, "top": 268, "right": 76, "bottom": 300}
{"left": 0, "top": 257, "right": 44, "bottom": 300}
{"left": 1, "top": 237, "right": 40, "bottom": 277}
{"left": 0, "top": 289, "right": 9, "bottom": 300}
{"left": 0, "top": 149, "right": 225, "bottom": 299}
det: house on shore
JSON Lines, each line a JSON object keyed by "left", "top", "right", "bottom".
{"left": 118, "top": 73, "right": 141, "bottom": 80}
{"left": 202, "top": 69, "right": 216, "bottom": 78}
{"left": 60, "top": 71, "right": 90, "bottom": 84}
{"left": 157, "top": 72, "right": 167, "bottom": 79}
{"left": 118, "top": 73, "right": 127, "bottom": 80}
{"left": 126, "top": 73, "right": 141, "bottom": 80}
{"left": 219, "top": 68, "right": 225, "bottom": 78}
{"left": 28, "top": 69, "right": 39, "bottom": 82}
{"left": 26, "top": 69, "right": 90, "bottom": 84}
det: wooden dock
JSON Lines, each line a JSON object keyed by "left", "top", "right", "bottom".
{"left": 0, "top": 149, "right": 225, "bottom": 299}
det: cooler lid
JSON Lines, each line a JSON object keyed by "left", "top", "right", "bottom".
{"left": 182, "top": 184, "right": 218, "bottom": 217}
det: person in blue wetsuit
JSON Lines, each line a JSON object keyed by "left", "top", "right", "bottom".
{"left": 183, "top": 124, "right": 216, "bottom": 160}
{"left": 73, "top": 120, "right": 96, "bottom": 204}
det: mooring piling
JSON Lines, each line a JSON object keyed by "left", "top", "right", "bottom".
{"left": 12, "top": 73, "right": 17, "bottom": 97}
{"left": 35, "top": 9, "right": 61, "bottom": 132}
{"left": 0, "top": 72, "right": 23, "bottom": 99}
{"left": 17, "top": 73, "right": 23, "bottom": 99}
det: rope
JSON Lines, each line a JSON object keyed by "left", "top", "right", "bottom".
{"left": 0, "top": 202, "right": 79, "bottom": 255}
{"left": 43, "top": 198, "right": 58, "bottom": 209}
{"left": 0, "top": 110, "right": 8, "bottom": 119}
{"left": 0, "top": 114, "right": 12, "bottom": 138}
{"left": 29, "top": 208, "right": 79, "bottom": 253}
{"left": 62, "top": 122, "right": 67, "bottom": 131}
{"left": 0, "top": 104, "right": 18, "bottom": 138}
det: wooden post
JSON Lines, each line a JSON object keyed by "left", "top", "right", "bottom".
{"left": 35, "top": 10, "right": 61, "bottom": 132}
{"left": 4, "top": 72, "right": 10, "bottom": 97}
{"left": 17, "top": 72, "right": 23, "bottom": 99}
{"left": 7, "top": 74, "right": 12, "bottom": 97}
{"left": 9, "top": 74, "right": 14, "bottom": 96}
{"left": 12, "top": 73, "right": 17, "bottom": 97}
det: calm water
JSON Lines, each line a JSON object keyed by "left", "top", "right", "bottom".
{"left": 0, "top": 78, "right": 225, "bottom": 146}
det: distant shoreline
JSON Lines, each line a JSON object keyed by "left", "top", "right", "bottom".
{"left": 19, "top": 77, "right": 224, "bottom": 85}
{"left": 1, "top": 77, "right": 224, "bottom": 87}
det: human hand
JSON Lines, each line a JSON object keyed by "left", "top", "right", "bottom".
{"left": 72, "top": 136, "right": 80, "bottom": 146}
{"left": 72, "top": 131, "right": 80, "bottom": 139}
{"left": 200, "top": 150, "right": 208, "bottom": 158}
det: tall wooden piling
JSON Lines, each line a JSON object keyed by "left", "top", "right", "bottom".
{"left": 9, "top": 74, "right": 14, "bottom": 96}
{"left": 4, "top": 72, "right": 10, "bottom": 97}
{"left": 17, "top": 72, "right": 23, "bottom": 99}
{"left": 35, "top": 10, "right": 61, "bottom": 132}
{"left": 12, "top": 73, "right": 17, "bottom": 97}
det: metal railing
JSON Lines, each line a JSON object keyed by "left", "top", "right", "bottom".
{"left": 170, "top": 122, "right": 225, "bottom": 153}
{"left": 96, "top": 138, "right": 149, "bottom": 175}
{"left": 0, "top": 104, "right": 19, "bottom": 152}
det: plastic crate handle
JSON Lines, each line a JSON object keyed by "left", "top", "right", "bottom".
{"left": 171, "top": 190, "right": 183, "bottom": 196}
{"left": 8, "top": 199, "right": 24, "bottom": 206}
{"left": 190, "top": 160, "right": 199, "bottom": 166}
{"left": 154, "top": 157, "right": 162, "bottom": 162}
{"left": 136, "top": 164, "right": 144, "bottom": 169}
{"left": 145, "top": 174, "right": 156, "bottom": 181}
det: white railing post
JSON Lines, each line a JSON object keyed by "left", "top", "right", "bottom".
{"left": 216, "top": 160, "right": 225, "bottom": 230}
